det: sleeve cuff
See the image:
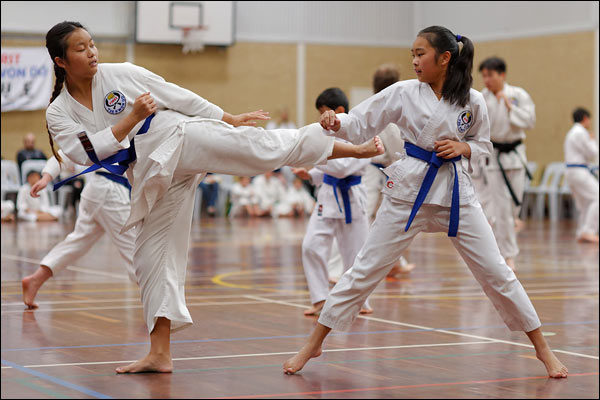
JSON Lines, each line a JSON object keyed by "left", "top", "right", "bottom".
{"left": 210, "top": 105, "right": 224, "bottom": 121}
{"left": 88, "top": 127, "right": 131, "bottom": 161}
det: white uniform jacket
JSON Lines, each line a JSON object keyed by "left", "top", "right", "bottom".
{"left": 331, "top": 79, "right": 492, "bottom": 208}
{"left": 564, "top": 123, "right": 599, "bottom": 165}
{"left": 46, "top": 62, "right": 224, "bottom": 231}
{"left": 482, "top": 83, "right": 535, "bottom": 170}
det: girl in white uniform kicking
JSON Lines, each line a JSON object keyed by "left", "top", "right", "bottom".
{"left": 44, "top": 21, "right": 383, "bottom": 374}
{"left": 21, "top": 150, "right": 135, "bottom": 309}
{"left": 283, "top": 25, "right": 567, "bottom": 379}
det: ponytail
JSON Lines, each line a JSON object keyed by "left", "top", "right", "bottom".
{"left": 45, "top": 21, "right": 86, "bottom": 164}
{"left": 47, "top": 64, "right": 66, "bottom": 162}
{"left": 418, "top": 26, "right": 474, "bottom": 107}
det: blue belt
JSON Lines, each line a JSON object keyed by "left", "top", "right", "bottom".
{"left": 404, "top": 142, "right": 461, "bottom": 237}
{"left": 322, "top": 174, "right": 362, "bottom": 224}
{"left": 566, "top": 163, "right": 589, "bottom": 169}
{"left": 53, "top": 114, "right": 154, "bottom": 191}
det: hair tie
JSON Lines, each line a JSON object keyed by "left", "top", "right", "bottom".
{"left": 456, "top": 34, "right": 462, "bottom": 41}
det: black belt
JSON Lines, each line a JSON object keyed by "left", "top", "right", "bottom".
{"left": 491, "top": 140, "right": 532, "bottom": 207}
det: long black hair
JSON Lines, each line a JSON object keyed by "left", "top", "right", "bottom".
{"left": 45, "top": 21, "right": 86, "bottom": 162}
{"left": 418, "top": 26, "right": 474, "bottom": 107}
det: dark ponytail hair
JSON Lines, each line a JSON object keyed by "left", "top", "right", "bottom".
{"left": 418, "top": 26, "right": 474, "bottom": 107}
{"left": 45, "top": 21, "right": 86, "bottom": 162}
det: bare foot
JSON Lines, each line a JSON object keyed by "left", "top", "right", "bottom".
{"left": 359, "top": 307, "right": 373, "bottom": 314}
{"left": 535, "top": 348, "right": 568, "bottom": 379}
{"left": 22, "top": 276, "right": 42, "bottom": 309}
{"left": 577, "top": 233, "right": 599, "bottom": 243}
{"left": 115, "top": 353, "right": 173, "bottom": 374}
{"left": 357, "top": 136, "right": 385, "bottom": 158}
{"left": 283, "top": 344, "right": 322, "bottom": 374}
{"left": 304, "top": 301, "right": 325, "bottom": 316}
{"left": 505, "top": 257, "right": 516, "bottom": 271}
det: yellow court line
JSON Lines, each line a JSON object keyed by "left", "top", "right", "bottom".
{"left": 76, "top": 311, "right": 121, "bottom": 323}
{"left": 211, "top": 269, "right": 309, "bottom": 295}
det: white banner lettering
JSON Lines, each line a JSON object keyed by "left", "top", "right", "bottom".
{"left": 1, "top": 47, "right": 53, "bottom": 112}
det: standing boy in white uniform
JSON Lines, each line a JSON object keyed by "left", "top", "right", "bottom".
{"left": 564, "top": 107, "right": 599, "bottom": 243}
{"left": 364, "top": 64, "right": 415, "bottom": 276}
{"left": 22, "top": 149, "right": 136, "bottom": 308}
{"left": 284, "top": 26, "right": 567, "bottom": 380}
{"left": 475, "top": 57, "right": 536, "bottom": 271}
{"left": 294, "top": 88, "right": 372, "bottom": 316}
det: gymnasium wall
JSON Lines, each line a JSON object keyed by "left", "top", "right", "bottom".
{"left": 1, "top": 1, "right": 598, "bottom": 172}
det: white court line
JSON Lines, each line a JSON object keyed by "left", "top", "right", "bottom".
{"left": 0, "top": 301, "right": 266, "bottom": 314}
{"left": 244, "top": 295, "right": 599, "bottom": 360}
{"left": 370, "top": 287, "right": 598, "bottom": 298}
{"left": 1, "top": 254, "right": 129, "bottom": 280}
{"left": 0, "top": 340, "right": 492, "bottom": 369}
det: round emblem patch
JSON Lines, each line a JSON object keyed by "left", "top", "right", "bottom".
{"left": 457, "top": 110, "right": 473, "bottom": 134}
{"left": 104, "top": 90, "right": 126, "bottom": 114}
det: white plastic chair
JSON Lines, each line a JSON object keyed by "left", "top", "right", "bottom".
{"left": 523, "top": 162, "right": 565, "bottom": 219}
{"left": 1, "top": 160, "right": 21, "bottom": 200}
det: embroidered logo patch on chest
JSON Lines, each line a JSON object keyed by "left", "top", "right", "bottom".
{"left": 457, "top": 110, "right": 473, "bottom": 134}
{"left": 104, "top": 90, "right": 127, "bottom": 114}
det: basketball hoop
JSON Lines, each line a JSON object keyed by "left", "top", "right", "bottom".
{"left": 181, "top": 26, "right": 208, "bottom": 54}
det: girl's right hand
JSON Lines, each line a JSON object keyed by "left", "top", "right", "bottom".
{"left": 30, "top": 173, "right": 53, "bottom": 198}
{"left": 319, "top": 110, "right": 341, "bottom": 132}
{"left": 131, "top": 92, "right": 157, "bottom": 122}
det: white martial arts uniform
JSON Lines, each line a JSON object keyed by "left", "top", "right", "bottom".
{"left": 472, "top": 83, "right": 535, "bottom": 259}
{"left": 47, "top": 62, "right": 335, "bottom": 333}
{"left": 365, "top": 123, "right": 405, "bottom": 219}
{"left": 38, "top": 151, "right": 136, "bottom": 281}
{"left": 1, "top": 200, "right": 15, "bottom": 220}
{"left": 302, "top": 148, "right": 371, "bottom": 309}
{"left": 230, "top": 181, "right": 258, "bottom": 216}
{"left": 16, "top": 184, "right": 62, "bottom": 221}
{"left": 274, "top": 184, "right": 315, "bottom": 216}
{"left": 318, "top": 79, "right": 541, "bottom": 333}
{"left": 564, "top": 122, "right": 599, "bottom": 238}
{"left": 252, "top": 174, "right": 286, "bottom": 214}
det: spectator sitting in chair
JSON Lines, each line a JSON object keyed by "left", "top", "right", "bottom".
{"left": 16, "top": 170, "right": 61, "bottom": 222}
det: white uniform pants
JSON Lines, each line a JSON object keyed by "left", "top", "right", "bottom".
{"left": 318, "top": 195, "right": 541, "bottom": 333}
{"left": 566, "top": 169, "right": 599, "bottom": 237}
{"left": 40, "top": 196, "right": 135, "bottom": 281}
{"left": 478, "top": 167, "right": 525, "bottom": 259}
{"left": 302, "top": 212, "right": 371, "bottom": 309}
{"left": 135, "top": 121, "right": 335, "bottom": 333}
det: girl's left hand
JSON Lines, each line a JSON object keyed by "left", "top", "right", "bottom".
{"left": 434, "top": 140, "right": 471, "bottom": 159}
{"left": 233, "top": 110, "right": 270, "bottom": 127}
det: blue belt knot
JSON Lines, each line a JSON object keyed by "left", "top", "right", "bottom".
{"left": 404, "top": 142, "right": 461, "bottom": 237}
{"left": 53, "top": 114, "right": 154, "bottom": 191}
{"left": 322, "top": 174, "right": 362, "bottom": 224}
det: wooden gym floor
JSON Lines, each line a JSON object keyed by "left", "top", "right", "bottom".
{"left": 1, "top": 216, "right": 598, "bottom": 398}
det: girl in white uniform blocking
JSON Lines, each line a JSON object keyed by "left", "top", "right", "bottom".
{"left": 283, "top": 26, "right": 567, "bottom": 379}
{"left": 22, "top": 150, "right": 136, "bottom": 308}
{"left": 45, "top": 21, "right": 383, "bottom": 374}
